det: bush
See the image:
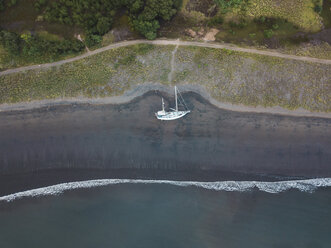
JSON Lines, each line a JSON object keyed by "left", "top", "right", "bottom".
{"left": 0, "top": 30, "right": 21, "bottom": 55}
{"left": 214, "top": 0, "right": 243, "bottom": 10}
{"left": 208, "top": 15, "right": 224, "bottom": 26}
{"left": 0, "top": 0, "right": 5, "bottom": 11}
{"left": 34, "top": 0, "right": 47, "bottom": 11}
{"left": 7, "top": 0, "right": 18, "bottom": 7}
{"left": 97, "top": 17, "right": 113, "bottom": 35}
{"left": 0, "top": 29, "right": 85, "bottom": 58}
{"left": 255, "top": 16, "right": 266, "bottom": 24}
{"left": 229, "top": 19, "right": 247, "bottom": 29}
{"left": 85, "top": 34, "right": 102, "bottom": 47}
{"left": 314, "top": 5, "right": 322, "bottom": 14}
{"left": 272, "top": 24, "right": 279, "bottom": 30}
{"left": 264, "top": 29, "right": 273, "bottom": 38}
{"left": 132, "top": 19, "right": 160, "bottom": 40}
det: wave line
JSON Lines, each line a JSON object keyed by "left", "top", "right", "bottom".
{"left": 1, "top": 178, "right": 331, "bottom": 202}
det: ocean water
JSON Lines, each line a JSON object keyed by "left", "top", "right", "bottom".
{"left": 1, "top": 181, "right": 331, "bottom": 248}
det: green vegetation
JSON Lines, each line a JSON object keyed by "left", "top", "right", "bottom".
{"left": 243, "top": 0, "right": 322, "bottom": 32}
{"left": 1, "top": 44, "right": 330, "bottom": 112}
{"left": 0, "top": 0, "right": 330, "bottom": 70}
{"left": 0, "top": 0, "right": 19, "bottom": 10}
{"left": 282, "top": 42, "right": 331, "bottom": 60}
{"left": 41, "top": 0, "right": 181, "bottom": 41}
{"left": 175, "top": 46, "right": 330, "bottom": 111}
{"left": 321, "top": 0, "right": 331, "bottom": 28}
{"left": 263, "top": 29, "right": 273, "bottom": 39}
{"left": 214, "top": 0, "right": 244, "bottom": 11}
{"left": 0, "top": 0, "right": 4, "bottom": 11}
{"left": 0, "top": 29, "right": 85, "bottom": 70}
{"left": 218, "top": 0, "right": 324, "bottom": 33}
{"left": 161, "top": 0, "right": 329, "bottom": 49}
{"left": 0, "top": 0, "right": 182, "bottom": 68}
{"left": 0, "top": 44, "right": 172, "bottom": 102}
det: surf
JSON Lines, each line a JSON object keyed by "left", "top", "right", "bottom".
{"left": 1, "top": 178, "right": 331, "bottom": 202}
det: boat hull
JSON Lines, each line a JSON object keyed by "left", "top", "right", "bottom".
{"left": 155, "top": 111, "right": 190, "bottom": 120}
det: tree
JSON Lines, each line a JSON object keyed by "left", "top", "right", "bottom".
{"left": 0, "top": 0, "right": 5, "bottom": 11}
{"left": 264, "top": 29, "right": 273, "bottom": 38}
{"left": 85, "top": 34, "right": 102, "bottom": 47}
{"left": 97, "top": 17, "right": 112, "bottom": 35}
{"left": 132, "top": 19, "right": 160, "bottom": 40}
{"left": 0, "top": 30, "right": 21, "bottom": 55}
{"left": 41, "top": 0, "right": 180, "bottom": 41}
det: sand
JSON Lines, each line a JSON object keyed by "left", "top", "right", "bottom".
{"left": 0, "top": 91, "right": 330, "bottom": 195}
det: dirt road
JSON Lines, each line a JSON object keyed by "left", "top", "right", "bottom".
{"left": 1, "top": 39, "right": 331, "bottom": 76}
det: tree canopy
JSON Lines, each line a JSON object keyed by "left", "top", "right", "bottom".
{"left": 41, "top": 0, "right": 181, "bottom": 41}
{"left": 0, "top": 29, "right": 84, "bottom": 60}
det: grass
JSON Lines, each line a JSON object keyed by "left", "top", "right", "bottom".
{"left": 1, "top": 44, "right": 330, "bottom": 112}
{"left": 215, "top": 17, "right": 300, "bottom": 45}
{"left": 282, "top": 41, "right": 331, "bottom": 60}
{"left": 0, "top": 44, "right": 172, "bottom": 102}
{"left": 174, "top": 46, "right": 330, "bottom": 111}
{"left": 160, "top": 0, "right": 326, "bottom": 50}
{"left": 321, "top": 0, "right": 331, "bottom": 28}
{"left": 0, "top": 45, "right": 10, "bottom": 71}
{"left": 243, "top": 0, "right": 323, "bottom": 32}
{"left": 0, "top": 43, "right": 87, "bottom": 72}
{"left": 37, "top": 31, "right": 63, "bottom": 41}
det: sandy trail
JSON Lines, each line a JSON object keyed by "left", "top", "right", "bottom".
{"left": 1, "top": 39, "right": 331, "bottom": 77}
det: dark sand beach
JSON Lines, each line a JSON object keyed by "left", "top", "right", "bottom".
{"left": 0, "top": 91, "right": 330, "bottom": 195}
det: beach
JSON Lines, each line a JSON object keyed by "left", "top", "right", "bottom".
{"left": 0, "top": 90, "right": 330, "bottom": 196}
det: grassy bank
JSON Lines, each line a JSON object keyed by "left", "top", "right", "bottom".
{"left": 244, "top": 0, "right": 322, "bottom": 32}
{"left": 174, "top": 46, "right": 330, "bottom": 111}
{"left": 0, "top": 44, "right": 172, "bottom": 102}
{"left": 1, "top": 44, "right": 330, "bottom": 112}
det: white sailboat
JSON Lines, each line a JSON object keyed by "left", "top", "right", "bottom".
{"left": 155, "top": 86, "right": 190, "bottom": 120}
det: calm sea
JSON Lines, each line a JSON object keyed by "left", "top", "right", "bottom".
{"left": 0, "top": 182, "right": 331, "bottom": 248}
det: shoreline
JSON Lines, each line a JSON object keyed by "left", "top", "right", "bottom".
{"left": 1, "top": 91, "right": 330, "bottom": 178}
{"left": 1, "top": 83, "right": 330, "bottom": 119}
{"left": 2, "top": 176, "right": 331, "bottom": 202}
{"left": 0, "top": 168, "right": 304, "bottom": 197}
{"left": 1, "top": 89, "right": 330, "bottom": 197}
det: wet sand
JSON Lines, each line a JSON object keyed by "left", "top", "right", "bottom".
{"left": 0, "top": 92, "right": 330, "bottom": 195}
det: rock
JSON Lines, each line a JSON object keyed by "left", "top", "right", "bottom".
{"left": 185, "top": 29, "right": 197, "bottom": 38}
{"left": 203, "top": 28, "right": 219, "bottom": 41}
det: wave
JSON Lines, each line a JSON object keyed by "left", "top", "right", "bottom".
{"left": 1, "top": 178, "right": 331, "bottom": 202}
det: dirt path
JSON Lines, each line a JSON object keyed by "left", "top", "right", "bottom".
{"left": 1, "top": 39, "right": 331, "bottom": 76}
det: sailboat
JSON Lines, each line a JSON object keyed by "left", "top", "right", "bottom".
{"left": 155, "top": 86, "right": 190, "bottom": 120}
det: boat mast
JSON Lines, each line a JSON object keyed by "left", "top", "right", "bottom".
{"left": 175, "top": 86, "right": 178, "bottom": 112}
{"left": 162, "top": 97, "right": 165, "bottom": 111}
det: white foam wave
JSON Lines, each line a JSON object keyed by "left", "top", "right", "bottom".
{"left": 1, "top": 178, "right": 331, "bottom": 202}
